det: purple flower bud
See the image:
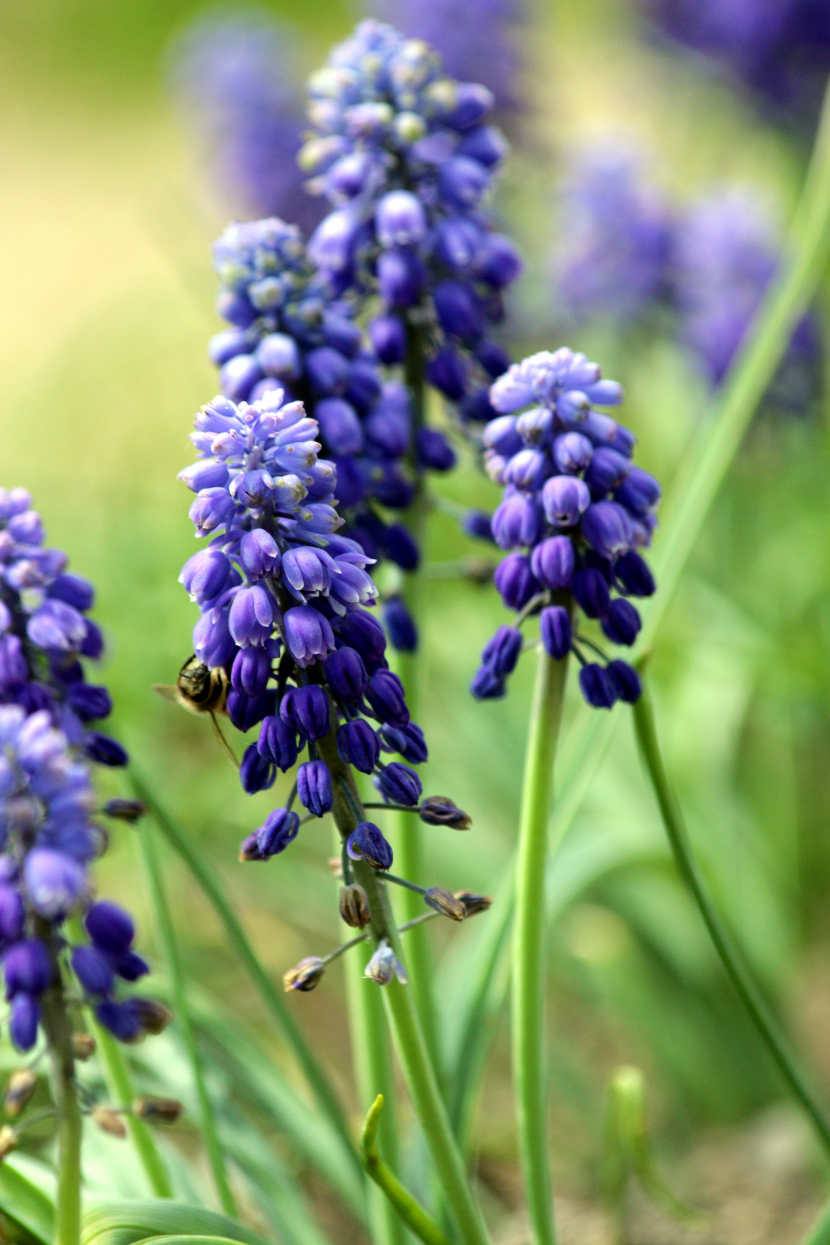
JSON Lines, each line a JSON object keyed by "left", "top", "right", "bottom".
{"left": 572, "top": 567, "right": 611, "bottom": 618}
{"left": 80, "top": 619, "right": 104, "bottom": 660}
{"left": 476, "top": 340, "right": 511, "bottom": 379}
{"left": 48, "top": 573, "right": 95, "bottom": 612}
{"left": 209, "top": 328, "right": 256, "bottom": 366}
{"left": 347, "top": 822, "right": 393, "bottom": 870}
{"left": 378, "top": 248, "right": 426, "bottom": 308}
{"left": 9, "top": 993, "right": 39, "bottom": 1051}
{"left": 256, "top": 808, "right": 301, "bottom": 859}
{"left": 607, "top": 425, "right": 636, "bottom": 457}
{"left": 366, "top": 670, "right": 409, "bottom": 728}
{"left": 86, "top": 902, "right": 134, "bottom": 955}
{"left": 601, "top": 598, "right": 642, "bottom": 647}
{"left": 553, "top": 433, "right": 593, "bottom": 475}
{"left": 0, "top": 887, "right": 24, "bottom": 944}
{"left": 369, "top": 315, "right": 406, "bottom": 364}
{"left": 580, "top": 501, "right": 633, "bottom": 561}
{"left": 504, "top": 448, "right": 550, "bottom": 491}
{"left": 84, "top": 731, "right": 128, "bottom": 767}
{"left": 227, "top": 689, "right": 273, "bottom": 733}
{"left": 4, "top": 940, "right": 52, "bottom": 998}
{"left": 325, "top": 646, "right": 369, "bottom": 701}
{"left": 614, "top": 467, "right": 661, "bottom": 513}
{"left": 427, "top": 348, "right": 467, "bottom": 400}
{"left": 306, "top": 347, "right": 351, "bottom": 397}
{"left": 381, "top": 598, "right": 418, "bottom": 653}
{"left": 189, "top": 488, "right": 235, "bottom": 537}
{"left": 493, "top": 553, "right": 538, "bottom": 610}
{"left": 434, "top": 280, "right": 482, "bottom": 339}
{"left": 220, "top": 354, "right": 263, "bottom": 402}
{"left": 256, "top": 333, "right": 301, "bottom": 379}
{"left": 229, "top": 585, "right": 277, "bottom": 647}
{"left": 67, "top": 683, "right": 112, "bottom": 721}
{"left": 481, "top": 626, "right": 523, "bottom": 677}
{"left": 337, "top": 610, "right": 387, "bottom": 668}
{"left": 257, "top": 716, "right": 298, "bottom": 772}
{"left": 337, "top": 719, "right": 381, "bottom": 773}
{"left": 345, "top": 361, "right": 382, "bottom": 411}
{"left": 530, "top": 537, "right": 575, "bottom": 590}
{"left": 95, "top": 998, "right": 143, "bottom": 1043}
{"left": 607, "top": 660, "right": 641, "bottom": 703}
{"left": 114, "top": 951, "right": 149, "bottom": 982}
{"left": 540, "top": 606, "right": 571, "bottom": 660}
{"left": 0, "top": 636, "right": 27, "bottom": 693}
{"left": 178, "top": 459, "right": 230, "bottom": 493}
{"left": 239, "top": 529, "right": 281, "bottom": 578}
{"left": 491, "top": 493, "right": 542, "bottom": 550}
{"left": 438, "top": 155, "right": 490, "bottom": 209}
{"left": 280, "top": 685, "right": 330, "bottom": 742}
{"left": 614, "top": 551, "right": 656, "bottom": 598}
{"left": 416, "top": 428, "right": 456, "bottom": 472}
{"left": 584, "top": 448, "right": 632, "bottom": 494}
{"left": 364, "top": 408, "right": 410, "bottom": 458}
{"left": 376, "top": 762, "right": 422, "bottom": 807}
{"left": 378, "top": 722, "right": 428, "bottom": 764}
{"left": 316, "top": 399, "right": 364, "bottom": 456}
{"left": 217, "top": 288, "right": 256, "bottom": 329}
{"left": 323, "top": 314, "right": 362, "bottom": 358}
{"left": 376, "top": 190, "right": 427, "bottom": 248}
{"left": 297, "top": 759, "right": 333, "bottom": 817}
{"left": 180, "top": 549, "right": 231, "bottom": 603}
{"left": 463, "top": 510, "right": 496, "bottom": 542}
{"left": 71, "top": 946, "right": 114, "bottom": 997}
{"left": 240, "top": 743, "right": 276, "bottom": 794}
{"left": 579, "top": 663, "right": 618, "bottom": 709}
{"left": 193, "top": 606, "right": 236, "bottom": 668}
{"left": 516, "top": 407, "right": 554, "bottom": 443}
{"left": 381, "top": 524, "right": 420, "bottom": 572}
{"left": 541, "top": 476, "right": 590, "bottom": 527}
{"left": 457, "top": 125, "right": 506, "bottom": 166}
{"left": 27, "top": 600, "right": 87, "bottom": 654}
{"left": 283, "top": 606, "right": 336, "bottom": 668}
{"left": 231, "top": 646, "right": 272, "bottom": 697}
{"left": 474, "top": 232, "right": 523, "bottom": 287}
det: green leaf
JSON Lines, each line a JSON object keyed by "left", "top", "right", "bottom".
{"left": 81, "top": 1201, "right": 267, "bottom": 1245}
{"left": 0, "top": 1158, "right": 55, "bottom": 1244}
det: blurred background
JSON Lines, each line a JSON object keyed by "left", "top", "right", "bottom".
{"left": 4, "top": 0, "right": 830, "bottom": 1240}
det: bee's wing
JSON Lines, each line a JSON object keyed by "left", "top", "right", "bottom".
{"left": 153, "top": 684, "right": 181, "bottom": 705}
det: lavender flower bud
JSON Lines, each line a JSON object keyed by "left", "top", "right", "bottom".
{"left": 530, "top": 537, "right": 575, "bottom": 590}
{"left": 580, "top": 501, "right": 633, "bottom": 561}
{"left": 71, "top": 946, "right": 114, "bottom": 997}
{"left": 615, "top": 466, "right": 661, "bottom": 513}
{"left": 540, "top": 606, "right": 571, "bottom": 661}
{"left": 378, "top": 722, "right": 428, "bottom": 764}
{"left": 240, "top": 744, "right": 276, "bottom": 794}
{"left": 4, "top": 940, "right": 52, "bottom": 998}
{"left": 541, "top": 475, "right": 590, "bottom": 527}
{"left": 376, "top": 190, "right": 427, "bottom": 248}
{"left": 337, "top": 720, "right": 380, "bottom": 774}
{"left": 481, "top": 626, "right": 522, "bottom": 677}
{"left": 347, "top": 822, "right": 393, "bottom": 870}
{"left": 438, "top": 155, "right": 489, "bottom": 209}
{"left": 419, "top": 796, "right": 471, "bottom": 829}
{"left": 256, "top": 333, "right": 301, "bottom": 379}
{"left": 366, "top": 670, "right": 409, "bottom": 728}
{"left": 572, "top": 568, "right": 610, "bottom": 619}
{"left": 280, "top": 685, "right": 331, "bottom": 742}
{"left": 369, "top": 314, "right": 406, "bottom": 364}
{"left": 229, "top": 584, "right": 278, "bottom": 647}
{"left": 427, "top": 347, "right": 467, "bottom": 400}
{"left": 493, "top": 553, "right": 538, "bottom": 610}
{"left": 179, "top": 549, "right": 231, "bottom": 603}
{"left": 339, "top": 883, "right": 371, "bottom": 929}
{"left": 378, "top": 248, "right": 426, "bottom": 308}
{"left": 239, "top": 528, "right": 281, "bottom": 578}
{"left": 297, "top": 760, "right": 333, "bottom": 817}
{"left": 284, "top": 606, "right": 336, "bottom": 668}
{"left": 256, "top": 807, "right": 301, "bottom": 859}
{"left": 553, "top": 432, "right": 593, "bottom": 474}
{"left": 364, "top": 939, "right": 407, "bottom": 985}
{"left": 584, "top": 448, "right": 631, "bottom": 494}
{"left": 377, "top": 762, "right": 422, "bottom": 807}
{"left": 9, "top": 996, "right": 39, "bottom": 1052}
{"left": 24, "top": 849, "right": 87, "bottom": 918}
{"left": 316, "top": 398, "right": 364, "bottom": 456}
{"left": 306, "top": 346, "right": 351, "bottom": 396}
{"left": 257, "top": 716, "right": 299, "bottom": 771}
{"left": 231, "top": 646, "right": 272, "bottom": 697}
{"left": 434, "top": 280, "right": 482, "bottom": 339}
{"left": 193, "top": 607, "right": 236, "bottom": 668}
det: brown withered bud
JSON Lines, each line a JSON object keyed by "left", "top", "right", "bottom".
{"left": 4, "top": 1070, "right": 37, "bottom": 1118}
{"left": 92, "top": 1107, "right": 127, "bottom": 1139}
{"left": 102, "top": 798, "right": 146, "bottom": 823}
{"left": 424, "top": 887, "right": 466, "bottom": 921}
{"left": 339, "top": 884, "right": 371, "bottom": 929}
{"left": 132, "top": 1096, "right": 184, "bottom": 1124}
{"left": 454, "top": 890, "right": 492, "bottom": 917}
{"left": 0, "top": 1126, "right": 18, "bottom": 1161}
{"left": 72, "top": 1034, "right": 97, "bottom": 1061}
{"left": 328, "top": 856, "right": 344, "bottom": 878}
{"left": 419, "top": 796, "right": 472, "bottom": 830}
{"left": 129, "top": 998, "right": 173, "bottom": 1037}
{"left": 283, "top": 956, "right": 326, "bottom": 992}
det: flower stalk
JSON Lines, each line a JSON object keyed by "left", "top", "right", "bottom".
{"left": 361, "top": 1094, "right": 453, "bottom": 1245}
{"left": 38, "top": 937, "right": 82, "bottom": 1245}
{"left": 512, "top": 647, "right": 571, "bottom": 1245}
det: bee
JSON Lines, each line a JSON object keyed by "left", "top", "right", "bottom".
{"left": 153, "top": 655, "right": 229, "bottom": 716}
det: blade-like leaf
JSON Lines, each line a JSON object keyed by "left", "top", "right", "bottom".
{"left": 81, "top": 1202, "right": 266, "bottom": 1245}
{"left": 0, "top": 1158, "right": 55, "bottom": 1245}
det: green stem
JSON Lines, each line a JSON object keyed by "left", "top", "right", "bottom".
{"left": 803, "top": 1197, "right": 830, "bottom": 1245}
{"left": 127, "top": 768, "right": 362, "bottom": 1184}
{"left": 512, "top": 648, "right": 571, "bottom": 1245}
{"left": 38, "top": 935, "right": 82, "bottom": 1245}
{"left": 338, "top": 822, "right": 405, "bottom": 1245}
{"left": 87, "top": 1011, "right": 174, "bottom": 1197}
{"left": 136, "top": 816, "right": 238, "bottom": 1215}
{"left": 318, "top": 725, "right": 490, "bottom": 1245}
{"left": 632, "top": 672, "right": 830, "bottom": 1159}
{"left": 361, "top": 1095, "right": 452, "bottom": 1245}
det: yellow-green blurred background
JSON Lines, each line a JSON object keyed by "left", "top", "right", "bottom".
{"left": 5, "top": 1, "right": 830, "bottom": 1240}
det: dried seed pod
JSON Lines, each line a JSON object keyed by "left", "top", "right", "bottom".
{"left": 132, "top": 1096, "right": 184, "bottom": 1124}
{"left": 419, "top": 796, "right": 472, "bottom": 830}
{"left": 0, "top": 1126, "right": 18, "bottom": 1161}
{"left": 453, "top": 890, "right": 492, "bottom": 917}
{"left": 102, "top": 799, "right": 146, "bottom": 823}
{"left": 72, "top": 1034, "right": 97, "bottom": 1061}
{"left": 339, "top": 883, "right": 371, "bottom": 929}
{"left": 283, "top": 956, "right": 326, "bottom": 992}
{"left": 424, "top": 887, "right": 466, "bottom": 921}
{"left": 4, "top": 1069, "right": 37, "bottom": 1118}
{"left": 129, "top": 999, "right": 172, "bottom": 1036}
{"left": 92, "top": 1106, "right": 127, "bottom": 1139}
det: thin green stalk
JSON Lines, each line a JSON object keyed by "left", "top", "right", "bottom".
{"left": 136, "top": 816, "right": 238, "bottom": 1215}
{"left": 632, "top": 672, "right": 830, "bottom": 1159}
{"left": 38, "top": 934, "right": 82, "bottom": 1245}
{"left": 338, "top": 823, "right": 406, "bottom": 1245}
{"left": 127, "top": 768, "right": 362, "bottom": 1185}
{"left": 362, "top": 1095, "right": 452, "bottom": 1245}
{"left": 318, "top": 725, "right": 490, "bottom": 1245}
{"left": 803, "top": 1197, "right": 830, "bottom": 1245}
{"left": 87, "top": 1011, "right": 174, "bottom": 1196}
{"left": 512, "top": 648, "right": 570, "bottom": 1245}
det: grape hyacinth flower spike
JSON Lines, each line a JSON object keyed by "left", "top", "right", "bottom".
{"left": 472, "top": 348, "right": 659, "bottom": 708}
{"left": 0, "top": 488, "right": 169, "bottom": 1241}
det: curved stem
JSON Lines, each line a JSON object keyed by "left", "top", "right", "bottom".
{"left": 136, "top": 816, "right": 238, "bottom": 1216}
{"left": 39, "top": 946, "right": 82, "bottom": 1245}
{"left": 127, "top": 769, "right": 362, "bottom": 1184}
{"left": 318, "top": 725, "right": 490, "bottom": 1245}
{"left": 361, "top": 1095, "right": 452, "bottom": 1245}
{"left": 632, "top": 672, "right": 830, "bottom": 1159}
{"left": 512, "top": 648, "right": 571, "bottom": 1245}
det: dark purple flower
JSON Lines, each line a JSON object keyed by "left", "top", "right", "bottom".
{"left": 377, "top": 762, "right": 423, "bottom": 807}
{"left": 493, "top": 553, "right": 538, "bottom": 610}
{"left": 4, "top": 940, "right": 52, "bottom": 998}
{"left": 378, "top": 248, "right": 427, "bottom": 308}
{"left": 231, "top": 646, "right": 272, "bottom": 697}
{"left": 71, "top": 946, "right": 115, "bottom": 997}
{"left": 86, "top": 902, "right": 134, "bottom": 956}
{"left": 378, "top": 722, "right": 429, "bottom": 764}
{"left": 572, "top": 567, "right": 611, "bottom": 619}
{"left": 337, "top": 720, "right": 381, "bottom": 773}
{"left": 256, "top": 807, "right": 301, "bottom": 859}
{"left": 280, "top": 685, "right": 331, "bottom": 741}
{"left": 283, "top": 606, "right": 336, "bottom": 668}
{"left": 381, "top": 598, "right": 418, "bottom": 653}
{"left": 607, "top": 659, "right": 642, "bottom": 703}
{"left": 601, "top": 598, "right": 642, "bottom": 646}
{"left": 416, "top": 428, "right": 457, "bottom": 472}
{"left": 67, "top": 683, "right": 112, "bottom": 721}
{"left": 347, "top": 822, "right": 393, "bottom": 870}
{"left": 316, "top": 398, "right": 364, "bottom": 456}
{"left": 614, "top": 550, "right": 656, "bottom": 597}
{"left": 427, "top": 348, "right": 467, "bottom": 400}
{"left": 297, "top": 760, "right": 333, "bottom": 817}
{"left": 257, "top": 715, "right": 299, "bottom": 771}
{"left": 240, "top": 744, "right": 277, "bottom": 794}
{"left": 369, "top": 314, "right": 407, "bottom": 363}
{"left": 579, "top": 663, "right": 618, "bottom": 709}
{"left": 381, "top": 524, "right": 420, "bottom": 572}
{"left": 366, "top": 670, "right": 410, "bottom": 728}
{"left": 580, "top": 501, "right": 633, "bottom": 561}
{"left": 540, "top": 605, "right": 571, "bottom": 660}
{"left": 481, "top": 625, "right": 523, "bottom": 676}
{"left": 337, "top": 610, "right": 387, "bottom": 668}
{"left": 530, "top": 536, "right": 574, "bottom": 590}
{"left": 83, "top": 733, "right": 129, "bottom": 767}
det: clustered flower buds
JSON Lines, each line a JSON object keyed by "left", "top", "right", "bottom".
{"left": 0, "top": 489, "right": 160, "bottom": 1052}
{"left": 471, "top": 349, "right": 660, "bottom": 709}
